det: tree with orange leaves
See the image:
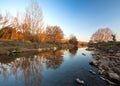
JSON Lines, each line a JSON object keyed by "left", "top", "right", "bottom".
{"left": 46, "top": 25, "right": 64, "bottom": 43}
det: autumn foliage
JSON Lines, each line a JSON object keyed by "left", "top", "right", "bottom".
{"left": 68, "top": 35, "right": 78, "bottom": 45}
{"left": 46, "top": 25, "right": 64, "bottom": 43}
{"left": 0, "top": 0, "right": 64, "bottom": 43}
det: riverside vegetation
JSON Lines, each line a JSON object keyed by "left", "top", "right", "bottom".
{"left": 0, "top": 0, "right": 78, "bottom": 55}
{"left": 0, "top": 40, "right": 77, "bottom": 56}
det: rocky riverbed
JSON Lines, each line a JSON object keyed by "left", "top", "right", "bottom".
{"left": 87, "top": 42, "right": 120, "bottom": 85}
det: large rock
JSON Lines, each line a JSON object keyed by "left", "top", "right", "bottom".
{"left": 112, "top": 67, "right": 120, "bottom": 74}
{"left": 108, "top": 72, "right": 120, "bottom": 81}
{"left": 116, "top": 53, "right": 120, "bottom": 57}
{"left": 89, "top": 60, "right": 98, "bottom": 67}
{"left": 108, "top": 49, "right": 114, "bottom": 53}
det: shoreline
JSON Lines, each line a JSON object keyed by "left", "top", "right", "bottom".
{"left": 87, "top": 42, "right": 120, "bottom": 85}
{"left": 0, "top": 40, "right": 76, "bottom": 55}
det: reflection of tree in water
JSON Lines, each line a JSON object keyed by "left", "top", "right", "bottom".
{"left": 45, "top": 50, "right": 64, "bottom": 69}
{"left": 21, "top": 56, "right": 43, "bottom": 86}
{"left": 0, "top": 50, "right": 64, "bottom": 85}
{"left": 37, "top": 50, "right": 64, "bottom": 69}
{"left": 69, "top": 47, "right": 78, "bottom": 56}
{"left": 0, "top": 55, "right": 43, "bottom": 86}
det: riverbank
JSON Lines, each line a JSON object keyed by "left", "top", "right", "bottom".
{"left": 87, "top": 42, "right": 120, "bottom": 85}
{"left": 0, "top": 40, "right": 75, "bottom": 55}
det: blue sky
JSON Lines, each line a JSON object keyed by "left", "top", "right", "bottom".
{"left": 0, "top": 0, "right": 120, "bottom": 41}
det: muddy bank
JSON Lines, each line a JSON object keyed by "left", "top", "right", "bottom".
{"left": 87, "top": 42, "right": 120, "bottom": 85}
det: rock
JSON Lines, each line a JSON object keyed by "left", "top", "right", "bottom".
{"left": 112, "top": 67, "right": 120, "bottom": 74}
{"left": 100, "top": 76, "right": 115, "bottom": 85}
{"left": 89, "top": 69, "right": 96, "bottom": 74}
{"left": 86, "top": 47, "right": 95, "bottom": 51}
{"left": 16, "top": 58, "right": 20, "bottom": 61}
{"left": 89, "top": 60, "right": 98, "bottom": 67}
{"left": 109, "top": 49, "right": 114, "bottom": 53}
{"left": 116, "top": 53, "right": 120, "bottom": 57}
{"left": 88, "top": 43, "right": 120, "bottom": 85}
{"left": 108, "top": 72, "right": 120, "bottom": 81}
{"left": 105, "top": 79, "right": 115, "bottom": 85}
{"left": 100, "top": 76, "right": 106, "bottom": 80}
{"left": 76, "top": 78, "right": 84, "bottom": 84}
{"left": 96, "top": 54, "right": 101, "bottom": 58}
{"left": 82, "top": 53, "right": 86, "bottom": 56}
{"left": 102, "top": 56, "right": 106, "bottom": 59}
{"left": 12, "top": 50, "right": 16, "bottom": 53}
{"left": 53, "top": 47, "right": 57, "bottom": 51}
{"left": 38, "top": 48, "right": 42, "bottom": 52}
{"left": 98, "top": 69, "right": 104, "bottom": 74}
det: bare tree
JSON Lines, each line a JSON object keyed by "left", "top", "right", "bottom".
{"left": 11, "top": 12, "right": 21, "bottom": 31}
{"left": 0, "top": 0, "right": 44, "bottom": 42}
{"left": 26, "top": 0, "right": 44, "bottom": 35}
{"left": 90, "top": 28, "right": 113, "bottom": 43}
{"left": 21, "top": 13, "right": 31, "bottom": 41}
{"left": 0, "top": 11, "right": 11, "bottom": 28}
{"left": 0, "top": 11, "right": 3, "bottom": 25}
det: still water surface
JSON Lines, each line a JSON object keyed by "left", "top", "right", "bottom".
{"left": 0, "top": 48, "right": 108, "bottom": 86}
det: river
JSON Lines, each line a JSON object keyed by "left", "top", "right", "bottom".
{"left": 0, "top": 47, "right": 108, "bottom": 86}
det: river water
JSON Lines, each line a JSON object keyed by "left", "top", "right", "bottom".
{"left": 0, "top": 47, "right": 108, "bottom": 86}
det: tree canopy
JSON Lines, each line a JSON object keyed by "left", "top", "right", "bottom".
{"left": 46, "top": 25, "right": 64, "bottom": 43}
{"left": 68, "top": 35, "right": 78, "bottom": 45}
{"left": 0, "top": 0, "right": 65, "bottom": 43}
{"left": 90, "top": 28, "right": 114, "bottom": 43}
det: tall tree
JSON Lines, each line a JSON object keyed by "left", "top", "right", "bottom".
{"left": 0, "top": 11, "right": 11, "bottom": 28}
{"left": 46, "top": 25, "right": 64, "bottom": 43}
{"left": 12, "top": 12, "right": 21, "bottom": 31}
{"left": 26, "top": 0, "right": 44, "bottom": 35}
{"left": 21, "top": 13, "right": 31, "bottom": 41}
{"left": 69, "top": 34, "right": 78, "bottom": 45}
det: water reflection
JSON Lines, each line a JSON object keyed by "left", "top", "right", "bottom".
{"left": 69, "top": 47, "right": 78, "bottom": 56}
{"left": 0, "top": 47, "right": 109, "bottom": 86}
{"left": 0, "top": 55, "right": 43, "bottom": 86}
{"left": 0, "top": 50, "right": 65, "bottom": 86}
{"left": 36, "top": 50, "right": 64, "bottom": 69}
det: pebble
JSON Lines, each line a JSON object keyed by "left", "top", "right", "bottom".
{"left": 89, "top": 69, "right": 96, "bottom": 74}
{"left": 76, "top": 78, "right": 84, "bottom": 84}
{"left": 82, "top": 53, "right": 86, "bottom": 56}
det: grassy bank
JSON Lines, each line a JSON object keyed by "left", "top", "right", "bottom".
{"left": 0, "top": 40, "right": 75, "bottom": 55}
{"left": 88, "top": 41, "right": 120, "bottom": 52}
